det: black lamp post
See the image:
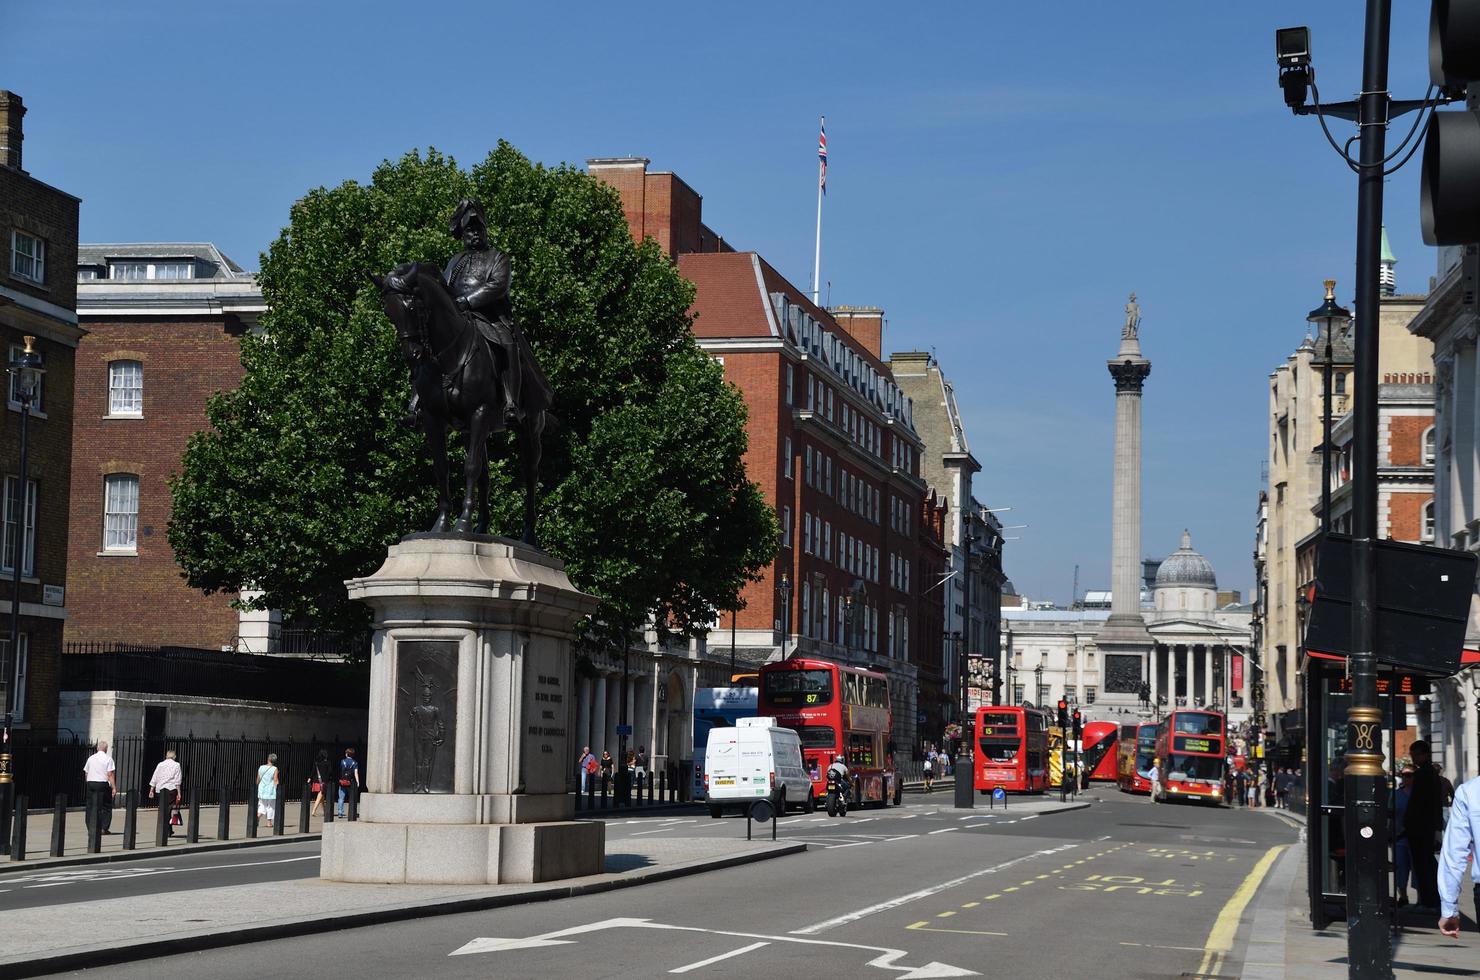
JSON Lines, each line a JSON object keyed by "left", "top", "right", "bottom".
{"left": 1034, "top": 665, "right": 1044, "bottom": 708}
{"left": 953, "top": 527, "right": 976, "bottom": 809}
{"left": 1, "top": 336, "right": 43, "bottom": 855}
{"left": 776, "top": 572, "right": 792, "bottom": 660}
{"left": 1308, "top": 279, "right": 1349, "bottom": 536}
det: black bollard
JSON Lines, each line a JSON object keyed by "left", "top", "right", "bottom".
{"left": 637, "top": 771, "right": 644, "bottom": 805}
{"left": 187, "top": 786, "right": 201, "bottom": 844}
{"left": 298, "top": 781, "right": 311, "bottom": 834}
{"left": 11, "top": 794, "right": 26, "bottom": 862}
{"left": 273, "top": 793, "right": 286, "bottom": 836}
{"left": 86, "top": 789, "right": 102, "bottom": 854}
{"left": 586, "top": 777, "right": 595, "bottom": 812}
{"left": 659, "top": 769, "right": 667, "bottom": 803}
{"left": 122, "top": 790, "right": 138, "bottom": 851}
{"left": 155, "top": 791, "right": 170, "bottom": 848}
{"left": 323, "top": 797, "right": 334, "bottom": 824}
{"left": 49, "top": 794, "right": 65, "bottom": 857}
{"left": 347, "top": 783, "right": 360, "bottom": 822}
{"left": 246, "top": 793, "right": 259, "bottom": 838}
{"left": 217, "top": 782, "right": 230, "bottom": 841}
{"left": 600, "top": 775, "right": 609, "bottom": 810}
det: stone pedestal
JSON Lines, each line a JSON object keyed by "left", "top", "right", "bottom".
{"left": 321, "top": 534, "right": 604, "bottom": 884}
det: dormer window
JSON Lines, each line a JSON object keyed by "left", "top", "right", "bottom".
{"left": 109, "top": 261, "right": 194, "bottom": 280}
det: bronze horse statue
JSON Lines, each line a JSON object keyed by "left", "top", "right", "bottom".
{"left": 372, "top": 262, "right": 552, "bottom": 543}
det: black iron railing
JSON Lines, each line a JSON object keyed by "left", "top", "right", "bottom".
{"left": 61, "top": 645, "right": 368, "bottom": 708}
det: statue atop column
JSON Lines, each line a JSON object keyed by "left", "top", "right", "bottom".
{"left": 1122, "top": 292, "right": 1141, "bottom": 341}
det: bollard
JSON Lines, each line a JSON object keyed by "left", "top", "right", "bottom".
{"left": 50, "top": 793, "right": 65, "bottom": 857}
{"left": 155, "top": 790, "right": 171, "bottom": 848}
{"left": 347, "top": 783, "right": 360, "bottom": 822}
{"left": 600, "top": 775, "right": 609, "bottom": 810}
{"left": 188, "top": 786, "right": 201, "bottom": 844}
{"left": 637, "top": 771, "right": 645, "bottom": 805}
{"left": 658, "top": 769, "right": 667, "bottom": 803}
{"left": 299, "top": 780, "right": 312, "bottom": 834}
{"left": 246, "top": 793, "right": 259, "bottom": 838}
{"left": 87, "top": 789, "right": 102, "bottom": 854}
{"left": 574, "top": 780, "right": 583, "bottom": 812}
{"left": 217, "top": 782, "right": 230, "bottom": 841}
{"left": 122, "top": 790, "right": 138, "bottom": 851}
{"left": 11, "top": 794, "right": 27, "bottom": 862}
{"left": 274, "top": 793, "right": 286, "bottom": 836}
{"left": 586, "top": 777, "right": 595, "bottom": 812}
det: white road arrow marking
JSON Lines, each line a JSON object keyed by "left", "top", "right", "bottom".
{"left": 449, "top": 916, "right": 976, "bottom": 977}
{"left": 448, "top": 937, "right": 576, "bottom": 956}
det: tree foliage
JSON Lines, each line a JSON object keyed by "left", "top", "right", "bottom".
{"left": 169, "top": 145, "right": 776, "bottom": 649}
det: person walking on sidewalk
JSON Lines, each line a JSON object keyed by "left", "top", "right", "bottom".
{"left": 1438, "top": 773, "right": 1480, "bottom": 937}
{"left": 576, "top": 746, "right": 596, "bottom": 793}
{"left": 1147, "top": 759, "right": 1161, "bottom": 803}
{"left": 310, "top": 749, "right": 332, "bottom": 817}
{"left": 336, "top": 748, "right": 360, "bottom": 818}
{"left": 83, "top": 741, "right": 117, "bottom": 835}
{"left": 256, "top": 753, "right": 280, "bottom": 829}
{"left": 1393, "top": 766, "right": 1416, "bottom": 907}
{"left": 923, "top": 754, "right": 934, "bottom": 793}
{"left": 147, "top": 749, "right": 183, "bottom": 838}
{"left": 1407, "top": 740, "right": 1446, "bottom": 911}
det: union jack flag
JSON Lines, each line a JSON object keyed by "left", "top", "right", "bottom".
{"left": 818, "top": 118, "right": 828, "bottom": 195}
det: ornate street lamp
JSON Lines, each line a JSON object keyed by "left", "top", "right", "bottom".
{"left": 1308, "top": 280, "right": 1350, "bottom": 535}
{"left": 1, "top": 336, "right": 43, "bottom": 854}
{"left": 776, "top": 572, "right": 792, "bottom": 660}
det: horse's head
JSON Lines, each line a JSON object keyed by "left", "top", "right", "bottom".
{"left": 372, "top": 262, "right": 430, "bottom": 357}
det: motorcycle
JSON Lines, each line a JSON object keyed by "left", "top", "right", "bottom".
{"left": 825, "top": 769, "right": 850, "bottom": 817}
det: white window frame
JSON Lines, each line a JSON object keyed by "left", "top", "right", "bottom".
{"left": 785, "top": 365, "right": 794, "bottom": 406}
{"left": 1423, "top": 426, "right": 1436, "bottom": 466}
{"left": 782, "top": 437, "right": 793, "bottom": 479}
{"left": 1, "top": 477, "right": 37, "bottom": 577}
{"left": 103, "top": 473, "right": 140, "bottom": 553}
{"left": 108, "top": 360, "right": 144, "bottom": 417}
{"left": 1423, "top": 499, "right": 1436, "bottom": 542}
{"left": 109, "top": 260, "right": 194, "bottom": 280}
{"left": 10, "top": 230, "right": 44, "bottom": 284}
{"left": 0, "top": 633, "right": 27, "bottom": 724}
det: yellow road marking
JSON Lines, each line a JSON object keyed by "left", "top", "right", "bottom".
{"left": 1003, "top": 886, "right": 1019, "bottom": 892}
{"left": 961, "top": 902, "right": 980, "bottom": 908}
{"left": 985, "top": 893, "right": 1001, "bottom": 900}
{"left": 1035, "top": 874, "right": 1050, "bottom": 879}
{"left": 936, "top": 911, "right": 956, "bottom": 918}
{"left": 1192, "top": 845, "right": 1285, "bottom": 976}
{"left": 908, "top": 924, "right": 1009, "bottom": 937}
{"left": 1118, "top": 942, "right": 1207, "bottom": 952}
{"left": 908, "top": 920, "right": 929, "bottom": 929}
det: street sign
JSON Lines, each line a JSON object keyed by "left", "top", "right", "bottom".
{"left": 615, "top": 724, "right": 633, "bottom": 736}
{"left": 992, "top": 786, "right": 1005, "bottom": 802}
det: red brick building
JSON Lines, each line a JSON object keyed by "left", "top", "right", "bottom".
{"left": 0, "top": 91, "right": 82, "bottom": 730}
{"left": 589, "top": 157, "right": 942, "bottom": 752}
{"left": 66, "top": 244, "right": 264, "bottom": 650}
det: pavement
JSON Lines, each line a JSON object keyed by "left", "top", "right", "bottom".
{"left": 0, "top": 791, "right": 1092, "bottom": 978}
{"left": 1237, "top": 805, "right": 1480, "bottom": 979}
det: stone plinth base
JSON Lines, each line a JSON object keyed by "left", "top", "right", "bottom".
{"left": 358, "top": 791, "right": 570, "bottom": 825}
{"left": 321, "top": 818, "right": 604, "bottom": 885}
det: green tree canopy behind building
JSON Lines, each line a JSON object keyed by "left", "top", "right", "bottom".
{"left": 169, "top": 145, "right": 776, "bottom": 650}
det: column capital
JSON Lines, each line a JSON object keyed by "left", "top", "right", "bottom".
{"left": 1108, "top": 359, "right": 1151, "bottom": 392}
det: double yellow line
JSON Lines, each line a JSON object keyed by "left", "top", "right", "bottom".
{"left": 1193, "top": 845, "right": 1287, "bottom": 978}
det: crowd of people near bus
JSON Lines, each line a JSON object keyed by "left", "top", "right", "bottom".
{"left": 1221, "top": 763, "right": 1303, "bottom": 809}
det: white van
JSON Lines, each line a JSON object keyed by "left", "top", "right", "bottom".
{"left": 703, "top": 717, "right": 815, "bottom": 818}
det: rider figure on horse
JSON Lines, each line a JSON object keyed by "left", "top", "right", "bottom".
{"left": 404, "top": 198, "right": 524, "bottom": 429}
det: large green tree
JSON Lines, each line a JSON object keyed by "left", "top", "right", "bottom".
{"left": 169, "top": 145, "right": 776, "bottom": 650}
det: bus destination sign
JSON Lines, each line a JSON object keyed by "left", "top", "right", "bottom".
{"left": 1174, "top": 735, "right": 1215, "bottom": 754}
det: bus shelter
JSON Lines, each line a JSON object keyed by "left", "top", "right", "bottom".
{"left": 1301, "top": 654, "right": 1468, "bottom": 929}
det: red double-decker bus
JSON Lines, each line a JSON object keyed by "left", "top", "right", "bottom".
{"left": 1081, "top": 721, "right": 1120, "bottom": 782}
{"left": 1153, "top": 709, "right": 1227, "bottom": 805}
{"left": 1117, "top": 722, "right": 1158, "bottom": 793}
{"left": 758, "top": 658, "right": 895, "bottom": 807}
{"left": 973, "top": 705, "right": 1049, "bottom": 794}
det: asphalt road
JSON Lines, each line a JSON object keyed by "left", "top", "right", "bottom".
{"left": 50, "top": 788, "right": 1302, "bottom": 980}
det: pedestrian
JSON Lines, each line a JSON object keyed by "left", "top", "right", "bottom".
{"left": 83, "top": 740, "right": 117, "bottom": 836}
{"left": 1264, "top": 767, "right": 1277, "bottom": 808}
{"left": 1406, "top": 740, "right": 1446, "bottom": 911}
{"left": 336, "top": 747, "right": 360, "bottom": 818}
{"left": 1393, "top": 766, "right": 1415, "bottom": 907}
{"left": 1438, "top": 773, "right": 1480, "bottom": 937}
{"left": 310, "top": 749, "right": 332, "bottom": 817}
{"left": 256, "top": 752, "right": 280, "bottom": 829}
{"left": 600, "top": 749, "right": 614, "bottom": 791}
{"left": 1147, "top": 758, "right": 1161, "bottom": 803}
{"left": 923, "top": 754, "right": 934, "bottom": 793}
{"left": 635, "top": 746, "right": 648, "bottom": 785}
{"left": 576, "top": 745, "right": 597, "bottom": 793}
{"left": 1247, "top": 769, "right": 1260, "bottom": 808}
{"left": 147, "top": 749, "right": 183, "bottom": 838}
{"left": 1274, "top": 768, "right": 1289, "bottom": 810}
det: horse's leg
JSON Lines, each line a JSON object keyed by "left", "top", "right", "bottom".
{"left": 518, "top": 412, "right": 544, "bottom": 546}
{"left": 476, "top": 461, "right": 490, "bottom": 535}
{"left": 455, "top": 405, "right": 492, "bottom": 534}
{"left": 426, "top": 421, "right": 452, "bottom": 533}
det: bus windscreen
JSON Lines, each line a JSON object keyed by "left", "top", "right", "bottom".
{"left": 1174, "top": 713, "right": 1223, "bottom": 736}
{"left": 1168, "top": 754, "right": 1222, "bottom": 780}
{"left": 763, "top": 669, "right": 833, "bottom": 706}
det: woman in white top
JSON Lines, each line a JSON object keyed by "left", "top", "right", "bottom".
{"left": 257, "top": 753, "right": 280, "bottom": 827}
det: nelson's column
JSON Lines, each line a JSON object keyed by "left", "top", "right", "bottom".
{"left": 1095, "top": 294, "right": 1154, "bottom": 707}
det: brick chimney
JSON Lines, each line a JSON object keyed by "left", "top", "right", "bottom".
{"left": 588, "top": 156, "right": 710, "bottom": 259}
{"left": 830, "top": 306, "right": 885, "bottom": 360}
{"left": 0, "top": 91, "right": 24, "bottom": 172}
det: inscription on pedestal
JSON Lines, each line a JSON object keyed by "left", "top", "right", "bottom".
{"left": 394, "top": 641, "right": 457, "bottom": 794}
{"left": 520, "top": 642, "right": 571, "bottom": 794}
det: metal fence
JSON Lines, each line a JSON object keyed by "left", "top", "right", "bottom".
{"left": 9, "top": 731, "right": 365, "bottom": 807}
{"left": 60, "top": 645, "right": 369, "bottom": 708}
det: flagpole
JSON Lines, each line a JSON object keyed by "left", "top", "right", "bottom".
{"left": 812, "top": 115, "right": 824, "bottom": 305}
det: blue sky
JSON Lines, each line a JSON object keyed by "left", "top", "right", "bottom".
{"left": 5, "top": 2, "right": 1445, "bottom": 603}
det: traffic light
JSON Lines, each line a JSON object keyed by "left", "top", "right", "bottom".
{"left": 1421, "top": 0, "right": 1480, "bottom": 245}
{"left": 1057, "top": 699, "right": 1068, "bottom": 729}
{"left": 1071, "top": 709, "right": 1083, "bottom": 742}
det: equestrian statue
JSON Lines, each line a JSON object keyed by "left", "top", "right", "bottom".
{"left": 372, "top": 198, "right": 553, "bottom": 543}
